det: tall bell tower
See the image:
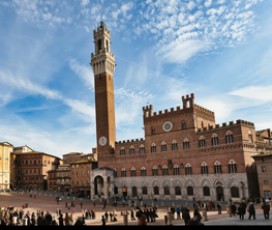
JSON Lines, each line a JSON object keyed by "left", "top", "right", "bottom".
{"left": 91, "top": 22, "right": 116, "bottom": 157}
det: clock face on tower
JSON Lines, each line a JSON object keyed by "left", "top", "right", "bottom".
{"left": 99, "top": 136, "right": 107, "bottom": 146}
{"left": 162, "top": 121, "right": 173, "bottom": 132}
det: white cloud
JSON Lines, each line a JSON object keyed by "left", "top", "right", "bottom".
{"left": 230, "top": 85, "right": 272, "bottom": 102}
{"left": 115, "top": 88, "right": 153, "bottom": 126}
{"left": 80, "top": 0, "right": 89, "bottom": 7}
{"left": 158, "top": 39, "right": 210, "bottom": 64}
{"left": 69, "top": 59, "right": 94, "bottom": 90}
{"left": 0, "top": 69, "right": 94, "bottom": 121}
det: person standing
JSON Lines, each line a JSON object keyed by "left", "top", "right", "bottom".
{"left": 261, "top": 202, "right": 270, "bottom": 220}
{"left": 182, "top": 206, "right": 191, "bottom": 225}
{"left": 247, "top": 202, "right": 256, "bottom": 220}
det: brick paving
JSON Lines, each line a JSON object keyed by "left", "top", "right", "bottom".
{"left": 0, "top": 192, "right": 271, "bottom": 226}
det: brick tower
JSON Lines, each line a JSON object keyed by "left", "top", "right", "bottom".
{"left": 91, "top": 22, "right": 116, "bottom": 158}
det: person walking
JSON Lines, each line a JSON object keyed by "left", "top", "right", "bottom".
{"left": 237, "top": 203, "right": 245, "bottom": 220}
{"left": 247, "top": 202, "right": 256, "bottom": 220}
{"left": 261, "top": 202, "right": 270, "bottom": 220}
{"left": 182, "top": 206, "right": 191, "bottom": 225}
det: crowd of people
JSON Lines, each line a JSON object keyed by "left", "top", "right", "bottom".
{"left": 0, "top": 195, "right": 271, "bottom": 226}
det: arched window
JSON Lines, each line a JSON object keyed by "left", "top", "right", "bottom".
{"left": 140, "top": 167, "right": 147, "bottom": 176}
{"left": 121, "top": 168, "right": 126, "bottom": 177}
{"left": 187, "top": 186, "right": 194, "bottom": 196}
{"left": 248, "top": 130, "right": 253, "bottom": 143}
{"left": 199, "top": 136, "right": 206, "bottom": 148}
{"left": 142, "top": 186, "right": 148, "bottom": 195}
{"left": 181, "top": 121, "right": 187, "bottom": 129}
{"left": 153, "top": 186, "right": 159, "bottom": 195}
{"left": 225, "top": 131, "right": 234, "bottom": 144}
{"left": 185, "top": 163, "right": 192, "bottom": 175}
{"left": 162, "top": 165, "right": 169, "bottom": 176}
{"left": 151, "top": 127, "right": 155, "bottom": 135}
{"left": 175, "top": 186, "right": 181, "bottom": 195}
{"left": 161, "top": 141, "right": 167, "bottom": 152}
{"left": 228, "top": 160, "right": 237, "bottom": 173}
{"left": 203, "top": 186, "right": 210, "bottom": 196}
{"left": 151, "top": 143, "right": 157, "bottom": 153}
{"left": 130, "top": 167, "right": 137, "bottom": 177}
{"left": 171, "top": 140, "right": 178, "bottom": 151}
{"left": 152, "top": 166, "right": 158, "bottom": 176}
{"left": 164, "top": 186, "right": 170, "bottom": 195}
{"left": 230, "top": 186, "right": 239, "bottom": 198}
{"left": 211, "top": 134, "right": 219, "bottom": 146}
{"left": 173, "top": 164, "right": 180, "bottom": 175}
{"left": 120, "top": 147, "right": 126, "bottom": 155}
{"left": 214, "top": 161, "right": 222, "bottom": 174}
{"left": 132, "top": 186, "right": 138, "bottom": 197}
{"left": 129, "top": 146, "right": 135, "bottom": 154}
{"left": 201, "top": 162, "right": 209, "bottom": 175}
{"left": 139, "top": 144, "right": 145, "bottom": 154}
{"left": 183, "top": 138, "right": 190, "bottom": 150}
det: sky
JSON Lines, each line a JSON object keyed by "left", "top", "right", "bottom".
{"left": 0, "top": 0, "right": 272, "bottom": 158}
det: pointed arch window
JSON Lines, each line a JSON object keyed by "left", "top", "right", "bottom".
{"left": 171, "top": 140, "right": 178, "bottom": 151}
{"left": 153, "top": 186, "right": 159, "bottom": 195}
{"left": 130, "top": 167, "right": 137, "bottom": 177}
{"left": 187, "top": 186, "right": 194, "bottom": 196}
{"left": 183, "top": 139, "right": 190, "bottom": 150}
{"left": 120, "top": 147, "right": 126, "bottom": 155}
{"left": 139, "top": 144, "right": 145, "bottom": 154}
{"left": 211, "top": 134, "right": 219, "bottom": 146}
{"left": 164, "top": 186, "right": 170, "bottom": 195}
{"left": 152, "top": 166, "right": 158, "bottom": 176}
{"left": 228, "top": 160, "right": 237, "bottom": 173}
{"left": 162, "top": 165, "right": 169, "bottom": 176}
{"left": 140, "top": 167, "right": 147, "bottom": 176}
{"left": 142, "top": 186, "right": 148, "bottom": 195}
{"left": 203, "top": 186, "right": 210, "bottom": 196}
{"left": 121, "top": 168, "right": 126, "bottom": 177}
{"left": 129, "top": 146, "right": 135, "bottom": 154}
{"left": 185, "top": 163, "right": 192, "bottom": 175}
{"left": 214, "top": 161, "right": 222, "bottom": 174}
{"left": 199, "top": 136, "right": 206, "bottom": 148}
{"left": 173, "top": 164, "right": 180, "bottom": 175}
{"left": 181, "top": 121, "right": 187, "bottom": 129}
{"left": 151, "top": 143, "right": 157, "bottom": 153}
{"left": 175, "top": 186, "right": 181, "bottom": 195}
{"left": 161, "top": 141, "right": 167, "bottom": 152}
{"left": 225, "top": 131, "right": 234, "bottom": 144}
{"left": 201, "top": 162, "right": 209, "bottom": 175}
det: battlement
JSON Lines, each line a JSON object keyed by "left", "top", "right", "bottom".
{"left": 197, "top": 119, "right": 255, "bottom": 132}
{"left": 93, "top": 21, "right": 110, "bottom": 35}
{"left": 182, "top": 93, "right": 194, "bottom": 109}
{"left": 194, "top": 104, "right": 214, "bottom": 116}
{"left": 116, "top": 138, "right": 144, "bottom": 144}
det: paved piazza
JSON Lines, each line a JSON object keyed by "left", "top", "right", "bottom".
{"left": 0, "top": 192, "right": 271, "bottom": 226}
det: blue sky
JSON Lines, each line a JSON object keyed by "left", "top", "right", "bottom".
{"left": 0, "top": 0, "right": 272, "bottom": 158}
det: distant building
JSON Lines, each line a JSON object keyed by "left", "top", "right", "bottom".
{"left": 70, "top": 154, "right": 97, "bottom": 197}
{"left": 48, "top": 164, "right": 70, "bottom": 193}
{"left": 11, "top": 146, "right": 62, "bottom": 191}
{"left": 89, "top": 22, "right": 271, "bottom": 202}
{"left": 252, "top": 129, "right": 272, "bottom": 199}
{"left": 0, "top": 142, "right": 13, "bottom": 191}
{"left": 253, "top": 153, "right": 272, "bottom": 200}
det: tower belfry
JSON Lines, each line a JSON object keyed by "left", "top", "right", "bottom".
{"left": 91, "top": 21, "right": 116, "bottom": 157}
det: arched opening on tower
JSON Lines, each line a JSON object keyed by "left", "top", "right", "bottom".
{"left": 94, "top": 175, "right": 104, "bottom": 198}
